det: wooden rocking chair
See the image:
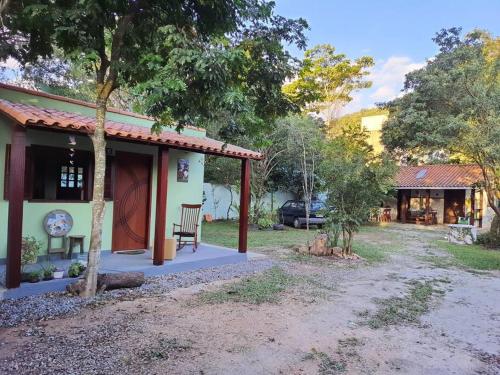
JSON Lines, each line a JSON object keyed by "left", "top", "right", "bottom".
{"left": 173, "top": 204, "right": 202, "bottom": 252}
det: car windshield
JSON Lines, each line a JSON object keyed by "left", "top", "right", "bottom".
{"left": 310, "top": 201, "right": 326, "bottom": 210}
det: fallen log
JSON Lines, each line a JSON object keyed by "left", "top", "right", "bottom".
{"left": 66, "top": 272, "right": 145, "bottom": 295}
{"left": 97, "top": 272, "right": 145, "bottom": 291}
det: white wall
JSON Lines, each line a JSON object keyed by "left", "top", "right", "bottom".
{"left": 202, "top": 183, "right": 295, "bottom": 220}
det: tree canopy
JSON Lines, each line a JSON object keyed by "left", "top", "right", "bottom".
{"left": 283, "top": 44, "right": 373, "bottom": 121}
{"left": 381, "top": 27, "right": 500, "bottom": 221}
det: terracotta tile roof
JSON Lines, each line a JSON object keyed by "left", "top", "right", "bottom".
{"left": 0, "top": 99, "right": 262, "bottom": 160}
{"left": 396, "top": 164, "right": 483, "bottom": 188}
{"left": 0, "top": 82, "right": 203, "bottom": 131}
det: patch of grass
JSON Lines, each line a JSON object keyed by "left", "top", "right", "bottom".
{"left": 140, "top": 337, "right": 192, "bottom": 361}
{"left": 418, "top": 255, "right": 459, "bottom": 269}
{"left": 352, "top": 241, "right": 387, "bottom": 263}
{"left": 435, "top": 240, "right": 500, "bottom": 270}
{"left": 306, "top": 349, "right": 346, "bottom": 374}
{"left": 202, "top": 221, "right": 317, "bottom": 249}
{"left": 198, "top": 266, "right": 295, "bottom": 304}
{"left": 367, "top": 280, "right": 440, "bottom": 329}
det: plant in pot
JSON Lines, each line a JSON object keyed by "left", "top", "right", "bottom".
{"left": 41, "top": 264, "right": 56, "bottom": 281}
{"left": 68, "top": 262, "right": 86, "bottom": 278}
{"left": 21, "top": 236, "right": 41, "bottom": 282}
{"left": 29, "top": 270, "right": 41, "bottom": 283}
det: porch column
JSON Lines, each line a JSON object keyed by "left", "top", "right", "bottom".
{"left": 6, "top": 125, "right": 26, "bottom": 288}
{"left": 425, "top": 189, "right": 431, "bottom": 225}
{"left": 238, "top": 158, "right": 251, "bottom": 253}
{"left": 401, "top": 190, "right": 408, "bottom": 223}
{"left": 153, "top": 146, "right": 169, "bottom": 265}
{"left": 478, "top": 189, "right": 483, "bottom": 228}
{"left": 470, "top": 188, "right": 475, "bottom": 226}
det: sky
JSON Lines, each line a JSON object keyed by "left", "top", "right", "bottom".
{"left": 275, "top": 0, "right": 500, "bottom": 114}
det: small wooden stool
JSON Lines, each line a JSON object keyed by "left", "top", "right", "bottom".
{"left": 68, "top": 235, "right": 85, "bottom": 259}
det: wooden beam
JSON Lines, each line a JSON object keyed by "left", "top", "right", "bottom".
{"left": 401, "top": 190, "right": 408, "bottom": 224}
{"left": 478, "top": 189, "right": 483, "bottom": 228}
{"left": 425, "top": 189, "right": 431, "bottom": 225}
{"left": 470, "top": 188, "right": 475, "bottom": 226}
{"left": 153, "top": 147, "right": 169, "bottom": 265}
{"left": 238, "top": 158, "right": 251, "bottom": 253}
{"left": 6, "top": 126, "right": 26, "bottom": 289}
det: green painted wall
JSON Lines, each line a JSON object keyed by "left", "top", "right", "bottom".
{"left": 0, "top": 86, "right": 205, "bottom": 137}
{"left": 0, "top": 89, "right": 206, "bottom": 260}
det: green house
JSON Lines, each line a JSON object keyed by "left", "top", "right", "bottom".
{"left": 0, "top": 84, "right": 260, "bottom": 289}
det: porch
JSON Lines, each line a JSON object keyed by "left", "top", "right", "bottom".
{"left": 0, "top": 83, "right": 261, "bottom": 290}
{"left": 1, "top": 243, "right": 260, "bottom": 299}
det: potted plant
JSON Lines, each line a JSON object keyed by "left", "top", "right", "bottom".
{"left": 42, "top": 264, "right": 56, "bottom": 281}
{"left": 21, "top": 236, "right": 42, "bottom": 281}
{"left": 29, "top": 270, "right": 41, "bottom": 283}
{"left": 53, "top": 268, "right": 64, "bottom": 279}
{"left": 68, "top": 262, "right": 86, "bottom": 278}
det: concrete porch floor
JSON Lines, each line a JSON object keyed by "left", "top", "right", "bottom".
{"left": 1, "top": 243, "right": 263, "bottom": 300}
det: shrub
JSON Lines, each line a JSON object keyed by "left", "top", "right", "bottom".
{"left": 68, "top": 262, "right": 86, "bottom": 277}
{"left": 476, "top": 232, "right": 500, "bottom": 249}
{"left": 21, "top": 236, "right": 41, "bottom": 271}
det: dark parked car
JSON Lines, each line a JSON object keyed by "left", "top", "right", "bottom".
{"left": 277, "top": 200, "right": 327, "bottom": 228}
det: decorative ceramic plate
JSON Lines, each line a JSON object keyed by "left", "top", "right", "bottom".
{"left": 43, "top": 210, "right": 73, "bottom": 237}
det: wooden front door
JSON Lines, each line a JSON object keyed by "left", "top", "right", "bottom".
{"left": 444, "top": 190, "right": 465, "bottom": 224}
{"left": 112, "top": 152, "right": 152, "bottom": 251}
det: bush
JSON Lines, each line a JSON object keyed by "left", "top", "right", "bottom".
{"left": 257, "top": 210, "right": 277, "bottom": 230}
{"left": 68, "top": 262, "right": 86, "bottom": 277}
{"left": 476, "top": 232, "right": 500, "bottom": 249}
{"left": 21, "top": 236, "right": 41, "bottom": 271}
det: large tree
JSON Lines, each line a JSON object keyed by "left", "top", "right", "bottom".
{"left": 381, "top": 28, "right": 500, "bottom": 235}
{"left": 3, "top": 0, "right": 307, "bottom": 296}
{"left": 283, "top": 44, "right": 374, "bottom": 122}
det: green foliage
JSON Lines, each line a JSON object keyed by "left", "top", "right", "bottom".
{"left": 3, "top": 1, "right": 307, "bottom": 136}
{"left": 476, "top": 232, "right": 500, "bottom": 249}
{"left": 68, "top": 262, "right": 85, "bottom": 278}
{"left": 29, "top": 270, "right": 42, "bottom": 282}
{"left": 256, "top": 211, "right": 276, "bottom": 230}
{"left": 381, "top": 27, "right": 500, "bottom": 221}
{"left": 436, "top": 240, "right": 500, "bottom": 270}
{"left": 320, "top": 128, "right": 396, "bottom": 254}
{"left": 283, "top": 44, "right": 374, "bottom": 119}
{"left": 198, "top": 266, "right": 295, "bottom": 304}
{"left": 41, "top": 263, "right": 56, "bottom": 279}
{"left": 21, "top": 236, "right": 41, "bottom": 271}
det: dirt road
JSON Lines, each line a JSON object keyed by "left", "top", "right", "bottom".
{"left": 0, "top": 224, "right": 499, "bottom": 374}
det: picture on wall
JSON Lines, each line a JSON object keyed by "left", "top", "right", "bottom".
{"left": 177, "top": 159, "right": 189, "bottom": 182}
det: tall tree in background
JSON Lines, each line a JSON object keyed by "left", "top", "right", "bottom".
{"left": 284, "top": 114, "right": 324, "bottom": 230}
{"left": 283, "top": 44, "right": 374, "bottom": 122}
{"left": 382, "top": 28, "right": 500, "bottom": 237}
{"left": 3, "top": 0, "right": 307, "bottom": 296}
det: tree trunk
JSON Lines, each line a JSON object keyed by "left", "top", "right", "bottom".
{"left": 97, "top": 272, "right": 145, "bottom": 291}
{"left": 82, "top": 97, "right": 108, "bottom": 297}
{"left": 226, "top": 184, "right": 233, "bottom": 220}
